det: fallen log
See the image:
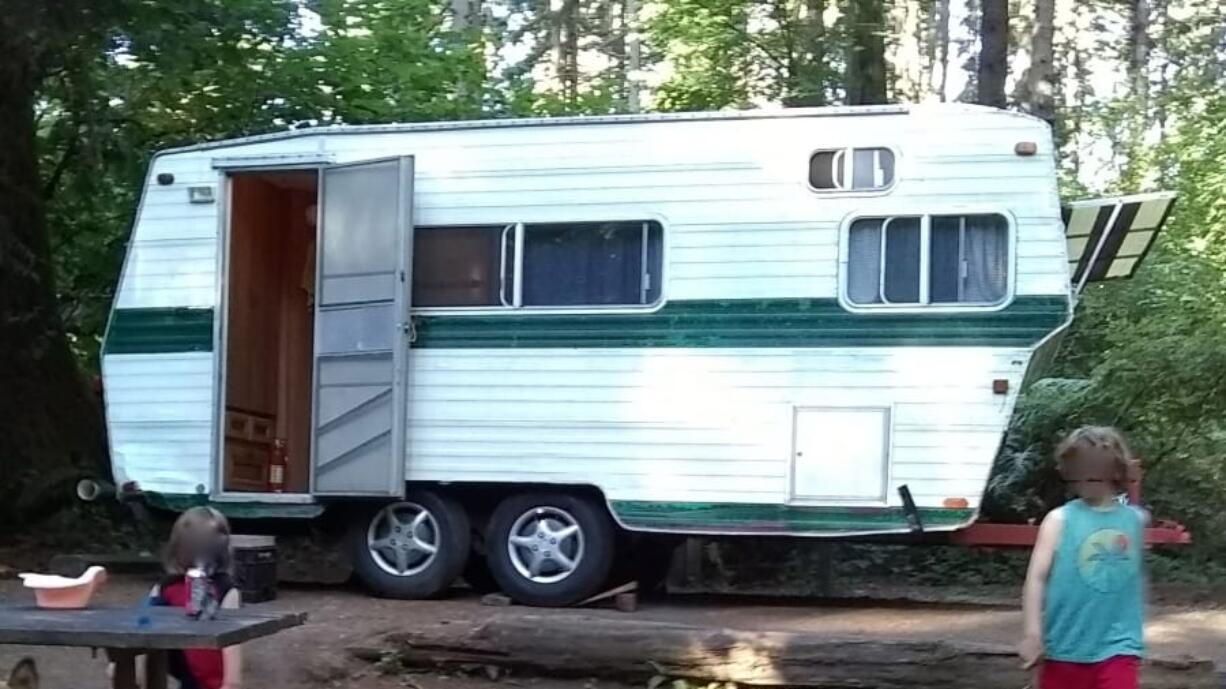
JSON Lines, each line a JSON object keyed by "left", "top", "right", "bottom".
{"left": 356, "top": 614, "right": 1218, "bottom": 689}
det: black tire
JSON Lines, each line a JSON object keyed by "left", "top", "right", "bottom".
{"left": 486, "top": 492, "right": 615, "bottom": 607}
{"left": 349, "top": 489, "right": 471, "bottom": 599}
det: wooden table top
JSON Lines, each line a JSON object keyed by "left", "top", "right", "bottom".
{"left": 0, "top": 605, "right": 306, "bottom": 649}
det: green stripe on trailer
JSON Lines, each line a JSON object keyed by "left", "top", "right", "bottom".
{"left": 416, "top": 295, "right": 1069, "bottom": 349}
{"left": 611, "top": 500, "right": 976, "bottom": 534}
{"left": 104, "top": 307, "right": 214, "bottom": 355}
{"left": 103, "top": 296, "right": 1069, "bottom": 355}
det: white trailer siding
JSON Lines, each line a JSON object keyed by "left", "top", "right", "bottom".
{"left": 101, "top": 105, "right": 1072, "bottom": 533}
{"left": 100, "top": 352, "right": 214, "bottom": 493}
{"left": 402, "top": 346, "right": 1027, "bottom": 507}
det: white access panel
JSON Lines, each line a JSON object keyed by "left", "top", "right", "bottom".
{"left": 792, "top": 407, "right": 890, "bottom": 502}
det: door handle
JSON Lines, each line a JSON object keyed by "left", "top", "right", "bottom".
{"left": 400, "top": 319, "right": 418, "bottom": 343}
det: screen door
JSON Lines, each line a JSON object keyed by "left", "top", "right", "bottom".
{"left": 311, "top": 157, "right": 414, "bottom": 496}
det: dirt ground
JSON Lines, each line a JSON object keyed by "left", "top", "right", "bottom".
{"left": 4, "top": 574, "right": 1226, "bottom": 689}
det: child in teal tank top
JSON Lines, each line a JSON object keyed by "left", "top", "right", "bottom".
{"left": 1020, "top": 426, "right": 1147, "bottom": 689}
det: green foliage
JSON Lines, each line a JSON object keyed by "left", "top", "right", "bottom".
{"left": 39, "top": 0, "right": 487, "bottom": 371}
{"left": 989, "top": 79, "right": 1226, "bottom": 560}
{"left": 647, "top": 0, "right": 841, "bottom": 111}
{"left": 24, "top": 0, "right": 1226, "bottom": 574}
{"left": 309, "top": 0, "right": 488, "bottom": 123}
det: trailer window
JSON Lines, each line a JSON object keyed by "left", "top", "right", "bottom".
{"left": 846, "top": 213, "right": 1009, "bottom": 307}
{"left": 930, "top": 214, "right": 1008, "bottom": 303}
{"left": 521, "top": 221, "right": 662, "bottom": 307}
{"left": 413, "top": 225, "right": 512, "bottom": 307}
{"left": 810, "top": 147, "right": 895, "bottom": 191}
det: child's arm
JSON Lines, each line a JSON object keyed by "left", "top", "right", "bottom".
{"left": 1020, "top": 508, "right": 1064, "bottom": 669}
{"left": 220, "top": 588, "right": 243, "bottom": 689}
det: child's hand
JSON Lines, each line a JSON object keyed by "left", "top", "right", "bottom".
{"left": 1019, "top": 633, "right": 1043, "bottom": 669}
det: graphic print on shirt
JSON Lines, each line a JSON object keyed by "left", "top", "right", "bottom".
{"left": 1076, "top": 528, "right": 1137, "bottom": 593}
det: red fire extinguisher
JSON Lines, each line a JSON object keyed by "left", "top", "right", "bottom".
{"left": 269, "top": 439, "right": 288, "bottom": 493}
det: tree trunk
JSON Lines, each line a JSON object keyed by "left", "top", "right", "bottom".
{"left": 1129, "top": 0, "right": 1150, "bottom": 105}
{"left": 1026, "top": 0, "right": 1055, "bottom": 122}
{"left": 625, "top": 0, "right": 642, "bottom": 112}
{"left": 934, "top": 0, "right": 950, "bottom": 100}
{"left": 450, "top": 0, "right": 483, "bottom": 110}
{"left": 976, "top": 0, "right": 1008, "bottom": 108}
{"left": 357, "top": 614, "right": 1220, "bottom": 689}
{"left": 451, "top": 0, "right": 475, "bottom": 29}
{"left": 786, "top": 0, "right": 827, "bottom": 106}
{"left": 552, "top": 0, "right": 580, "bottom": 102}
{"left": 1121, "top": 0, "right": 1150, "bottom": 185}
{"left": 0, "top": 40, "right": 107, "bottom": 528}
{"left": 845, "top": 0, "right": 888, "bottom": 105}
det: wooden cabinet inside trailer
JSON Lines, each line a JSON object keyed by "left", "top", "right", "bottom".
{"left": 223, "top": 172, "right": 317, "bottom": 493}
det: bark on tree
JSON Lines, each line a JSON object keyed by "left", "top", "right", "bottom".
{"left": 355, "top": 614, "right": 1221, "bottom": 689}
{"left": 1026, "top": 0, "right": 1055, "bottom": 123}
{"left": 976, "top": 0, "right": 1008, "bottom": 108}
{"left": 625, "top": 0, "right": 642, "bottom": 112}
{"left": 1120, "top": 0, "right": 1150, "bottom": 184}
{"left": 552, "top": 0, "right": 580, "bottom": 102}
{"left": 845, "top": 0, "right": 888, "bottom": 105}
{"left": 1129, "top": 0, "right": 1150, "bottom": 105}
{"left": 786, "top": 0, "right": 828, "bottom": 106}
{"left": 934, "top": 0, "right": 951, "bottom": 100}
{"left": 451, "top": 0, "right": 483, "bottom": 106}
{"left": 0, "top": 1, "right": 111, "bottom": 528}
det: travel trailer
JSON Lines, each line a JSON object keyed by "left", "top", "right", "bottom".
{"left": 97, "top": 105, "right": 1175, "bottom": 605}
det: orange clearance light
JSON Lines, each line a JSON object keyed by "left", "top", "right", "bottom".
{"left": 1015, "top": 141, "right": 1038, "bottom": 156}
{"left": 944, "top": 497, "right": 970, "bottom": 509}
{"left": 992, "top": 379, "right": 1009, "bottom": 395}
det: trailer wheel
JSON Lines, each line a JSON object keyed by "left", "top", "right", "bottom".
{"left": 486, "top": 493, "right": 615, "bottom": 607}
{"left": 350, "top": 489, "right": 470, "bottom": 599}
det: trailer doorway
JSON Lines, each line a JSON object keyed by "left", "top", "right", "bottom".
{"left": 221, "top": 170, "right": 318, "bottom": 494}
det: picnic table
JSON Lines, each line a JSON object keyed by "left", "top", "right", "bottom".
{"left": 0, "top": 604, "right": 306, "bottom": 689}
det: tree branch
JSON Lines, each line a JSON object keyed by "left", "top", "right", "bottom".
{"left": 41, "top": 126, "right": 81, "bottom": 201}
{"left": 717, "top": 16, "right": 792, "bottom": 80}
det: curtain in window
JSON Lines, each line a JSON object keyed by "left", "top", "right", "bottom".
{"left": 848, "top": 220, "right": 883, "bottom": 304}
{"left": 963, "top": 215, "right": 1008, "bottom": 302}
{"left": 522, "top": 223, "right": 644, "bottom": 306}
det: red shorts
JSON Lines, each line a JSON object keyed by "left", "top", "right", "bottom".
{"left": 1039, "top": 655, "right": 1139, "bottom": 689}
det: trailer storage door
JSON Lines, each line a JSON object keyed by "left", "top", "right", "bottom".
{"left": 311, "top": 157, "right": 414, "bottom": 496}
{"left": 792, "top": 407, "right": 890, "bottom": 503}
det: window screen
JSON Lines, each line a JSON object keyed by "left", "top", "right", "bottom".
{"left": 930, "top": 214, "right": 1009, "bottom": 304}
{"left": 809, "top": 147, "right": 895, "bottom": 191}
{"left": 412, "top": 225, "right": 510, "bottom": 307}
{"left": 846, "top": 213, "right": 1009, "bottom": 307}
{"left": 883, "top": 217, "right": 921, "bottom": 303}
{"left": 521, "top": 221, "right": 662, "bottom": 307}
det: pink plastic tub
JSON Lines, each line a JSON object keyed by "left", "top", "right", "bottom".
{"left": 19, "top": 566, "right": 107, "bottom": 609}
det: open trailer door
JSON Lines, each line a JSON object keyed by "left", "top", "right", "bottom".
{"left": 311, "top": 157, "right": 414, "bottom": 496}
{"left": 1063, "top": 191, "right": 1177, "bottom": 294}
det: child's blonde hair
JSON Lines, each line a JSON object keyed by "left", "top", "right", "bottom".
{"left": 1055, "top": 425, "right": 1134, "bottom": 492}
{"left": 164, "top": 506, "right": 233, "bottom": 575}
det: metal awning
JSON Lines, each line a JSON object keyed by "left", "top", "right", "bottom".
{"left": 1061, "top": 191, "right": 1177, "bottom": 292}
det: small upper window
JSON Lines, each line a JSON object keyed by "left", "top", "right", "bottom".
{"left": 810, "top": 147, "right": 895, "bottom": 191}
{"left": 847, "top": 213, "right": 1009, "bottom": 307}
